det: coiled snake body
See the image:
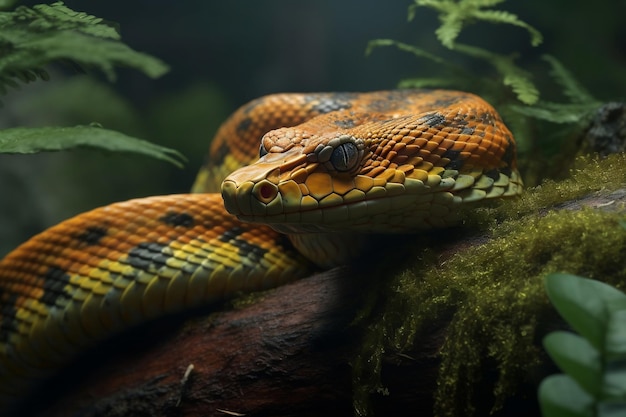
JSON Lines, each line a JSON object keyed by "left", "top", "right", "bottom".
{"left": 0, "top": 89, "right": 522, "bottom": 410}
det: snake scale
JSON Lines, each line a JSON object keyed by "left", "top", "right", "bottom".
{"left": 0, "top": 89, "right": 522, "bottom": 411}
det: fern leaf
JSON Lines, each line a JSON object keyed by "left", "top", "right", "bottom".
{"left": 455, "top": 43, "right": 539, "bottom": 104}
{"left": 0, "top": 2, "right": 168, "bottom": 96}
{"left": 542, "top": 55, "right": 597, "bottom": 105}
{"left": 509, "top": 101, "right": 599, "bottom": 124}
{"left": 366, "top": 39, "right": 448, "bottom": 65}
{"left": 0, "top": 125, "right": 186, "bottom": 167}
{"left": 436, "top": 12, "right": 464, "bottom": 49}
{"left": 472, "top": 9, "right": 542, "bottom": 46}
{"left": 502, "top": 72, "right": 539, "bottom": 105}
{"left": 29, "top": 2, "right": 119, "bottom": 40}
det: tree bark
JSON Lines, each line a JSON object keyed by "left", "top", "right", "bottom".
{"left": 26, "top": 185, "right": 626, "bottom": 417}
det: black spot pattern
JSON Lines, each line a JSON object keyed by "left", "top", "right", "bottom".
{"left": 41, "top": 267, "right": 71, "bottom": 307}
{"left": 127, "top": 242, "right": 170, "bottom": 272}
{"left": 160, "top": 212, "right": 195, "bottom": 228}
{"left": 217, "top": 226, "right": 244, "bottom": 243}
{"left": 421, "top": 113, "right": 446, "bottom": 128}
{"left": 476, "top": 112, "right": 496, "bottom": 126}
{"left": 485, "top": 169, "right": 500, "bottom": 181}
{"left": 232, "top": 238, "right": 268, "bottom": 259}
{"left": 212, "top": 141, "right": 231, "bottom": 164}
{"left": 501, "top": 134, "right": 516, "bottom": 168}
{"left": 236, "top": 117, "right": 253, "bottom": 135}
{"left": 443, "top": 149, "right": 464, "bottom": 170}
{"left": 75, "top": 226, "right": 108, "bottom": 245}
{"left": 334, "top": 118, "right": 356, "bottom": 129}
{"left": 217, "top": 227, "right": 268, "bottom": 259}
{"left": 309, "top": 93, "right": 354, "bottom": 114}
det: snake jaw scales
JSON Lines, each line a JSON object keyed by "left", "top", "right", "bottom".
{"left": 0, "top": 89, "right": 521, "bottom": 413}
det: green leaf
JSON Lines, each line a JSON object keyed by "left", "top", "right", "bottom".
{"left": 0, "top": 2, "right": 169, "bottom": 95}
{"left": 604, "top": 359, "right": 626, "bottom": 399}
{"left": 0, "top": 0, "right": 17, "bottom": 11}
{"left": 539, "top": 374, "right": 594, "bottom": 417}
{"left": 472, "top": 9, "right": 543, "bottom": 46}
{"left": 0, "top": 125, "right": 186, "bottom": 168}
{"left": 454, "top": 43, "right": 539, "bottom": 104}
{"left": 544, "top": 273, "right": 626, "bottom": 351}
{"left": 13, "top": 31, "right": 168, "bottom": 81}
{"left": 542, "top": 55, "right": 597, "bottom": 105}
{"left": 366, "top": 39, "right": 448, "bottom": 65}
{"left": 598, "top": 401, "right": 626, "bottom": 417}
{"left": 436, "top": 12, "right": 463, "bottom": 49}
{"left": 509, "top": 102, "right": 598, "bottom": 124}
{"left": 606, "top": 310, "right": 626, "bottom": 357}
{"left": 543, "top": 331, "right": 601, "bottom": 397}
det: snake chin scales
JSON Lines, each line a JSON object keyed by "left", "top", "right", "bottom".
{"left": 0, "top": 89, "right": 522, "bottom": 414}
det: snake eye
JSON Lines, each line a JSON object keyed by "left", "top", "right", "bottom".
{"left": 259, "top": 142, "right": 268, "bottom": 158}
{"left": 330, "top": 142, "right": 359, "bottom": 172}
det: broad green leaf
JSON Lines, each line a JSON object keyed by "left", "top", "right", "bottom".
{"left": 543, "top": 331, "right": 601, "bottom": 397}
{"left": 539, "top": 374, "right": 594, "bottom": 417}
{"left": 545, "top": 274, "right": 626, "bottom": 350}
{"left": 604, "top": 359, "right": 626, "bottom": 399}
{"left": 606, "top": 310, "right": 626, "bottom": 357}
{"left": 0, "top": 125, "right": 186, "bottom": 167}
{"left": 598, "top": 401, "right": 626, "bottom": 417}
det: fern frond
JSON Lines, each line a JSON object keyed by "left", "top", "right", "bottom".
{"left": 436, "top": 12, "right": 464, "bottom": 49}
{"left": 0, "top": 2, "right": 168, "bottom": 97}
{"left": 472, "top": 9, "right": 542, "bottom": 46}
{"left": 411, "top": 0, "right": 542, "bottom": 49}
{"left": 509, "top": 101, "right": 599, "bottom": 124}
{"left": 366, "top": 39, "right": 448, "bottom": 66}
{"left": 22, "top": 3, "right": 119, "bottom": 40}
{"left": 0, "top": 125, "right": 186, "bottom": 167}
{"left": 455, "top": 43, "right": 539, "bottom": 104}
{"left": 542, "top": 55, "right": 597, "bottom": 105}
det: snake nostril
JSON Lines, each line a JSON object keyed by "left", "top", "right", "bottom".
{"left": 253, "top": 180, "right": 278, "bottom": 203}
{"left": 260, "top": 184, "right": 274, "bottom": 199}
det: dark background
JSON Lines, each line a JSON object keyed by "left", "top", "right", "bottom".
{"left": 1, "top": 0, "right": 625, "bottom": 255}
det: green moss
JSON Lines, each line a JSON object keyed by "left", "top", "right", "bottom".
{"left": 352, "top": 154, "right": 626, "bottom": 416}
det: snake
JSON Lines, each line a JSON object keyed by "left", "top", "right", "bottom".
{"left": 0, "top": 89, "right": 522, "bottom": 412}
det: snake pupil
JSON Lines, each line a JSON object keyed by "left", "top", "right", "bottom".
{"left": 259, "top": 143, "right": 268, "bottom": 158}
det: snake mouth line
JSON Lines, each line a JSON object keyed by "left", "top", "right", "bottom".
{"left": 232, "top": 189, "right": 461, "bottom": 233}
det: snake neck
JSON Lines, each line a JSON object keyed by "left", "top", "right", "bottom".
{"left": 287, "top": 232, "right": 367, "bottom": 269}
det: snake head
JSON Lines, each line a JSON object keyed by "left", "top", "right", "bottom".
{"left": 221, "top": 94, "right": 523, "bottom": 234}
